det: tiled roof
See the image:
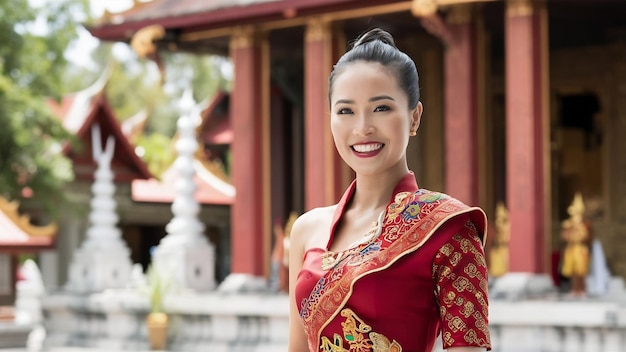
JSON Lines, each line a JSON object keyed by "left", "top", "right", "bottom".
{"left": 102, "top": 0, "right": 280, "bottom": 24}
{"left": 47, "top": 68, "right": 153, "bottom": 182}
{"left": 132, "top": 159, "right": 235, "bottom": 205}
{"left": 89, "top": 0, "right": 361, "bottom": 41}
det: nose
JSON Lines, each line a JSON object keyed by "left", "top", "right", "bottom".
{"left": 352, "top": 114, "right": 374, "bottom": 136}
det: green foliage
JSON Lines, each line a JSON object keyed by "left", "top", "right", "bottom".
{"left": 0, "top": 65, "right": 75, "bottom": 213}
{"left": 135, "top": 133, "right": 176, "bottom": 178}
{"left": 0, "top": 0, "right": 232, "bottom": 218}
{"left": 100, "top": 51, "right": 231, "bottom": 174}
{"left": 0, "top": 0, "right": 89, "bottom": 215}
{"left": 142, "top": 264, "right": 176, "bottom": 314}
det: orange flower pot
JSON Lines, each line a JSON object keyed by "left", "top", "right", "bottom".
{"left": 146, "top": 312, "right": 169, "bottom": 350}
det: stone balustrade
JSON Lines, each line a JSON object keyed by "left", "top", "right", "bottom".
{"left": 42, "top": 290, "right": 289, "bottom": 352}
{"left": 43, "top": 290, "right": 626, "bottom": 352}
{"left": 486, "top": 300, "right": 626, "bottom": 352}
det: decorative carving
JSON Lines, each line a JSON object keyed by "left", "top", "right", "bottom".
{"left": 411, "top": 0, "right": 438, "bottom": 17}
{"left": 305, "top": 17, "right": 331, "bottom": 43}
{"left": 130, "top": 24, "right": 166, "bottom": 84}
{"left": 130, "top": 25, "right": 165, "bottom": 58}
{"left": 0, "top": 197, "right": 57, "bottom": 237}
{"left": 230, "top": 25, "right": 256, "bottom": 50}
{"left": 507, "top": 0, "right": 533, "bottom": 17}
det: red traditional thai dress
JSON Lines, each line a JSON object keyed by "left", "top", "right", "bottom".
{"left": 295, "top": 173, "right": 491, "bottom": 352}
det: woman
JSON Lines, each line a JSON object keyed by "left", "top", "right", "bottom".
{"left": 289, "top": 28, "right": 491, "bottom": 352}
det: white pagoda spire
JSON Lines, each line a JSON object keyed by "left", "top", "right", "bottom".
{"left": 66, "top": 124, "right": 132, "bottom": 293}
{"left": 152, "top": 90, "right": 216, "bottom": 292}
{"left": 83, "top": 124, "right": 125, "bottom": 249}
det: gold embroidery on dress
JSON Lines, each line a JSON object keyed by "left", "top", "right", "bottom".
{"left": 371, "top": 332, "right": 402, "bottom": 352}
{"left": 320, "top": 334, "right": 348, "bottom": 352}
{"left": 322, "top": 214, "right": 382, "bottom": 271}
{"left": 435, "top": 230, "right": 491, "bottom": 349}
{"left": 319, "top": 308, "right": 403, "bottom": 352}
{"left": 322, "top": 251, "right": 342, "bottom": 271}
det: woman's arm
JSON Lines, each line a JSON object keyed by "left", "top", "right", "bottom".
{"left": 433, "top": 215, "right": 492, "bottom": 351}
{"left": 288, "top": 216, "right": 310, "bottom": 352}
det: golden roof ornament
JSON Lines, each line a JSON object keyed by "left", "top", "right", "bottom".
{"left": 0, "top": 197, "right": 57, "bottom": 237}
{"left": 411, "top": 0, "right": 438, "bottom": 17}
{"left": 130, "top": 24, "right": 166, "bottom": 84}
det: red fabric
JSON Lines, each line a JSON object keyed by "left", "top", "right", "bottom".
{"left": 295, "top": 173, "right": 491, "bottom": 351}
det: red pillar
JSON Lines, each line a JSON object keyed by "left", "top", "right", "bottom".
{"left": 505, "top": 0, "right": 550, "bottom": 273}
{"left": 229, "top": 26, "right": 266, "bottom": 276}
{"left": 304, "top": 18, "right": 342, "bottom": 210}
{"left": 444, "top": 6, "right": 480, "bottom": 206}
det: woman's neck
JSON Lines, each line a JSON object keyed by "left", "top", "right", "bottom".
{"left": 351, "top": 168, "right": 410, "bottom": 212}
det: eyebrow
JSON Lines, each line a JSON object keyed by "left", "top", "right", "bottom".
{"left": 333, "top": 95, "right": 395, "bottom": 106}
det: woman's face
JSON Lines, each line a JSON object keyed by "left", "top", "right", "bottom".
{"left": 330, "top": 61, "right": 422, "bottom": 178}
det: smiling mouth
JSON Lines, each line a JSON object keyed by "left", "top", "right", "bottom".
{"left": 351, "top": 143, "right": 384, "bottom": 153}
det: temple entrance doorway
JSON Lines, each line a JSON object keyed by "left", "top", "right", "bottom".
{"left": 550, "top": 91, "right": 605, "bottom": 288}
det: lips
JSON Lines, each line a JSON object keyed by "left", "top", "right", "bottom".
{"left": 351, "top": 142, "right": 384, "bottom": 157}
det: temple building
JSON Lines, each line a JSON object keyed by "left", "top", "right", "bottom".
{"left": 41, "top": 70, "right": 233, "bottom": 288}
{"left": 88, "top": 0, "right": 626, "bottom": 286}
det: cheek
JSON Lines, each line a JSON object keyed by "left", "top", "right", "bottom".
{"left": 330, "top": 117, "right": 348, "bottom": 136}
{"left": 386, "top": 116, "right": 410, "bottom": 135}
{"left": 330, "top": 119, "right": 343, "bottom": 146}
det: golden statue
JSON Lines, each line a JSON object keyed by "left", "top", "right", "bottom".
{"left": 489, "top": 202, "right": 509, "bottom": 278}
{"left": 560, "top": 192, "right": 590, "bottom": 296}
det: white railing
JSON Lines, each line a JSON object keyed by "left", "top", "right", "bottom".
{"left": 43, "top": 291, "right": 626, "bottom": 352}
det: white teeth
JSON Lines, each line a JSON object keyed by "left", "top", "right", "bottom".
{"left": 352, "top": 143, "right": 383, "bottom": 153}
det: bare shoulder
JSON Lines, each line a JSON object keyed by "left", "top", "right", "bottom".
{"left": 291, "top": 205, "right": 337, "bottom": 251}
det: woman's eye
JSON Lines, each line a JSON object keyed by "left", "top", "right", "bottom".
{"left": 337, "top": 108, "right": 353, "bottom": 115}
{"left": 374, "top": 105, "right": 390, "bottom": 112}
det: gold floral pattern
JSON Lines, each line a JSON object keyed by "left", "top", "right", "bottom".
{"left": 434, "top": 221, "right": 491, "bottom": 349}
{"left": 300, "top": 179, "right": 490, "bottom": 351}
{"left": 320, "top": 309, "right": 403, "bottom": 352}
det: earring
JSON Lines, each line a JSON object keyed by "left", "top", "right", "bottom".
{"left": 409, "top": 130, "right": 417, "bottom": 137}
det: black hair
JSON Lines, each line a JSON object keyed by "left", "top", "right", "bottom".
{"left": 328, "top": 28, "right": 420, "bottom": 109}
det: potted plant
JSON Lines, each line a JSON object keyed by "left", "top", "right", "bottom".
{"left": 143, "top": 264, "right": 173, "bottom": 350}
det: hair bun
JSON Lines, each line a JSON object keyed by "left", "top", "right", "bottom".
{"left": 351, "top": 28, "right": 397, "bottom": 49}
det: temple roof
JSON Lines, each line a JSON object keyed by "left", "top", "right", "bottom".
{"left": 89, "top": 0, "right": 363, "bottom": 43}
{"left": 0, "top": 197, "right": 56, "bottom": 253}
{"left": 199, "top": 91, "right": 232, "bottom": 145}
{"left": 131, "top": 158, "right": 235, "bottom": 205}
{"left": 121, "top": 108, "right": 150, "bottom": 144}
{"left": 48, "top": 69, "right": 152, "bottom": 182}
{"left": 102, "top": 0, "right": 280, "bottom": 23}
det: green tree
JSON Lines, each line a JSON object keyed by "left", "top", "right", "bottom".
{"left": 0, "top": 0, "right": 89, "bottom": 214}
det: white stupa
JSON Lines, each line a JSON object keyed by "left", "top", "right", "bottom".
{"left": 151, "top": 90, "right": 217, "bottom": 292}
